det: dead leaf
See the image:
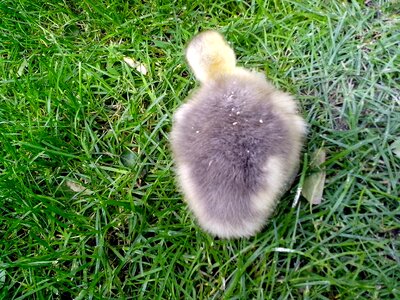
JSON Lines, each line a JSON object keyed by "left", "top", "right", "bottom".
{"left": 123, "top": 57, "right": 147, "bottom": 75}
{"left": 302, "top": 148, "right": 326, "bottom": 205}
{"left": 17, "top": 59, "right": 28, "bottom": 77}
{"left": 66, "top": 180, "right": 93, "bottom": 195}
{"left": 391, "top": 140, "right": 400, "bottom": 159}
{"left": 0, "top": 268, "right": 5, "bottom": 288}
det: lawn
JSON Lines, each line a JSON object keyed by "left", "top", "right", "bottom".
{"left": 0, "top": 0, "right": 399, "bottom": 299}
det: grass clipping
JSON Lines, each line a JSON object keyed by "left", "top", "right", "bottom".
{"left": 302, "top": 148, "right": 326, "bottom": 205}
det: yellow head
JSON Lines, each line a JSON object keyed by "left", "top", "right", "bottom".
{"left": 185, "top": 30, "right": 237, "bottom": 83}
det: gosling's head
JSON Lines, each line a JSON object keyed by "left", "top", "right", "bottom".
{"left": 185, "top": 30, "right": 236, "bottom": 83}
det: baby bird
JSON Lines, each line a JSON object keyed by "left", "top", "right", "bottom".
{"left": 170, "top": 30, "right": 307, "bottom": 238}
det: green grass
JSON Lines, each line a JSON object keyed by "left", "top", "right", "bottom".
{"left": 0, "top": 0, "right": 399, "bottom": 299}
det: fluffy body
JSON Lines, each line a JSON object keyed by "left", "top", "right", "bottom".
{"left": 170, "top": 31, "right": 307, "bottom": 238}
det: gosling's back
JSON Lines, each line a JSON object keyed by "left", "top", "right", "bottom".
{"left": 171, "top": 74, "right": 300, "bottom": 237}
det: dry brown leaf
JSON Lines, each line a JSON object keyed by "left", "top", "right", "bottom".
{"left": 66, "top": 180, "right": 93, "bottom": 195}
{"left": 123, "top": 57, "right": 147, "bottom": 75}
{"left": 302, "top": 148, "right": 326, "bottom": 205}
{"left": 17, "top": 59, "right": 28, "bottom": 77}
{"left": 392, "top": 140, "right": 400, "bottom": 159}
{"left": 0, "top": 268, "right": 5, "bottom": 288}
